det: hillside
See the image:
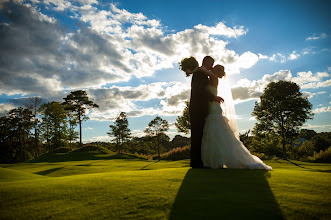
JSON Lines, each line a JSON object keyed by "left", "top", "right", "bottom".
{"left": 0, "top": 146, "right": 330, "bottom": 219}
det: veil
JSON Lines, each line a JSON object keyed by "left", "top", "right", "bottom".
{"left": 218, "top": 75, "right": 239, "bottom": 139}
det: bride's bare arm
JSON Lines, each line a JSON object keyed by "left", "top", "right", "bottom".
{"left": 194, "top": 66, "right": 218, "bottom": 79}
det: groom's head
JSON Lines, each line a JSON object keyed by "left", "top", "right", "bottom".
{"left": 202, "top": 56, "right": 214, "bottom": 70}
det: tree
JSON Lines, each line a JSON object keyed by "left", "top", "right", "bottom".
{"left": 0, "top": 108, "right": 34, "bottom": 163}
{"left": 252, "top": 80, "right": 314, "bottom": 158}
{"left": 239, "top": 130, "right": 253, "bottom": 149}
{"left": 23, "top": 96, "right": 43, "bottom": 157}
{"left": 175, "top": 100, "right": 190, "bottom": 134}
{"left": 107, "top": 112, "right": 131, "bottom": 153}
{"left": 63, "top": 90, "right": 99, "bottom": 147}
{"left": 66, "top": 111, "right": 79, "bottom": 149}
{"left": 144, "top": 116, "right": 169, "bottom": 160}
{"left": 299, "top": 129, "right": 317, "bottom": 141}
{"left": 39, "top": 102, "right": 68, "bottom": 149}
{"left": 171, "top": 135, "right": 190, "bottom": 149}
{"left": 310, "top": 132, "right": 331, "bottom": 152}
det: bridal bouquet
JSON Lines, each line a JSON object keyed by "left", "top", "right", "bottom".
{"left": 180, "top": 56, "right": 199, "bottom": 77}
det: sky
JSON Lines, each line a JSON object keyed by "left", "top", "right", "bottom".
{"left": 0, "top": 0, "right": 330, "bottom": 142}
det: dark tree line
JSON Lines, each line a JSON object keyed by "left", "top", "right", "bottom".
{"left": 107, "top": 113, "right": 188, "bottom": 159}
{"left": 0, "top": 90, "right": 98, "bottom": 163}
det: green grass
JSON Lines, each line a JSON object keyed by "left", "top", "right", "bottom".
{"left": 0, "top": 149, "right": 330, "bottom": 219}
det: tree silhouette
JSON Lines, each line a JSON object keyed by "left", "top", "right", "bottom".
{"left": 63, "top": 90, "right": 98, "bottom": 147}
{"left": 23, "top": 97, "right": 43, "bottom": 157}
{"left": 144, "top": 116, "right": 169, "bottom": 161}
{"left": 175, "top": 100, "right": 190, "bottom": 134}
{"left": 0, "top": 108, "right": 34, "bottom": 163}
{"left": 252, "top": 80, "right": 314, "bottom": 158}
{"left": 107, "top": 112, "right": 131, "bottom": 153}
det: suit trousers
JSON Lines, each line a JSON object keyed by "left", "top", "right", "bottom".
{"left": 190, "top": 113, "right": 206, "bottom": 168}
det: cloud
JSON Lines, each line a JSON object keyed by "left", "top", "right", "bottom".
{"left": 0, "top": 0, "right": 261, "bottom": 101}
{"left": 0, "top": 103, "right": 15, "bottom": 116}
{"left": 194, "top": 21, "right": 248, "bottom": 38}
{"left": 301, "top": 79, "right": 331, "bottom": 89}
{"left": 84, "top": 135, "right": 110, "bottom": 143}
{"left": 313, "top": 106, "right": 331, "bottom": 114}
{"left": 269, "top": 53, "right": 286, "bottom": 63}
{"left": 231, "top": 69, "right": 331, "bottom": 103}
{"left": 288, "top": 51, "right": 300, "bottom": 60}
{"left": 87, "top": 82, "right": 190, "bottom": 121}
{"left": 306, "top": 33, "right": 327, "bottom": 41}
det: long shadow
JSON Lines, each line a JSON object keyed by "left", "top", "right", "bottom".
{"left": 169, "top": 169, "right": 284, "bottom": 219}
{"left": 140, "top": 160, "right": 160, "bottom": 170}
{"left": 285, "top": 159, "right": 306, "bottom": 168}
{"left": 284, "top": 159, "right": 331, "bottom": 173}
{"left": 35, "top": 167, "right": 64, "bottom": 175}
{"left": 27, "top": 152, "right": 145, "bottom": 163}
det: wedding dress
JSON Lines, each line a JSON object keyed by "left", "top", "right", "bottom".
{"left": 201, "top": 85, "right": 272, "bottom": 170}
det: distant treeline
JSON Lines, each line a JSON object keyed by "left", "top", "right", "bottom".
{"left": 0, "top": 91, "right": 190, "bottom": 163}
{"left": 240, "top": 129, "right": 331, "bottom": 163}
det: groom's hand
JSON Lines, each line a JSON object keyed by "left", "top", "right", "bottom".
{"left": 215, "top": 96, "right": 224, "bottom": 103}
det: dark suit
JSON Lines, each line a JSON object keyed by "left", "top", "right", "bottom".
{"left": 189, "top": 71, "right": 216, "bottom": 168}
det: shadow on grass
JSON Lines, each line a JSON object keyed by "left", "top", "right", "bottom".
{"left": 285, "top": 159, "right": 306, "bottom": 168}
{"left": 170, "top": 169, "right": 284, "bottom": 219}
{"left": 140, "top": 160, "right": 160, "bottom": 170}
{"left": 284, "top": 159, "right": 331, "bottom": 173}
{"left": 27, "top": 152, "right": 145, "bottom": 163}
{"left": 35, "top": 167, "right": 64, "bottom": 175}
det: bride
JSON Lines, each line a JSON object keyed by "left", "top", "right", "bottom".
{"left": 192, "top": 63, "right": 272, "bottom": 170}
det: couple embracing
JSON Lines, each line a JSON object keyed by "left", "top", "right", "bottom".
{"left": 182, "top": 56, "right": 271, "bottom": 170}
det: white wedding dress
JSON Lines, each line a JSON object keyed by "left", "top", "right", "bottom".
{"left": 201, "top": 85, "right": 272, "bottom": 170}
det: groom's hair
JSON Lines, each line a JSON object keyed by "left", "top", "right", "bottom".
{"left": 202, "top": 56, "right": 214, "bottom": 65}
{"left": 202, "top": 56, "right": 214, "bottom": 70}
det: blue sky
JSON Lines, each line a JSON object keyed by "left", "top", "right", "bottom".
{"left": 0, "top": 0, "right": 330, "bottom": 142}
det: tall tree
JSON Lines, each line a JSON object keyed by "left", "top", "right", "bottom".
{"left": 144, "top": 116, "right": 169, "bottom": 161}
{"left": 66, "top": 111, "right": 79, "bottom": 149}
{"left": 23, "top": 97, "right": 43, "bottom": 157}
{"left": 175, "top": 100, "right": 190, "bottom": 134}
{"left": 39, "top": 102, "right": 68, "bottom": 149}
{"left": 63, "top": 90, "right": 99, "bottom": 146}
{"left": 107, "top": 112, "right": 131, "bottom": 153}
{"left": 252, "top": 80, "right": 314, "bottom": 158}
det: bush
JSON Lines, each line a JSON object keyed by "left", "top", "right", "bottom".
{"left": 308, "top": 146, "right": 331, "bottom": 163}
{"left": 297, "top": 141, "right": 315, "bottom": 160}
{"left": 72, "top": 145, "right": 111, "bottom": 153}
{"left": 153, "top": 146, "right": 190, "bottom": 160}
{"left": 251, "top": 152, "right": 278, "bottom": 160}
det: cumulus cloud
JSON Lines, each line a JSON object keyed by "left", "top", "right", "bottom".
{"left": 0, "top": 0, "right": 261, "bottom": 100}
{"left": 86, "top": 82, "right": 190, "bottom": 121}
{"left": 313, "top": 106, "right": 331, "bottom": 114}
{"left": 194, "top": 22, "right": 248, "bottom": 38}
{"left": 231, "top": 69, "right": 331, "bottom": 103}
{"left": 288, "top": 51, "right": 300, "bottom": 60}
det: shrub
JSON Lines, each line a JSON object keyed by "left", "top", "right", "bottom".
{"left": 153, "top": 146, "right": 190, "bottom": 160}
{"left": 308, "top": 146, "right": 331, "bottom": 163}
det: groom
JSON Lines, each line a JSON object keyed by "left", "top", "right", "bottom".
{"left": 189, "top": 56, "right": 223, "bottom": 168}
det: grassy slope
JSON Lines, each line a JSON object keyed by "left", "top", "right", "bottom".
{"left": 0, "top": 150, "right": 330, "bottom": 219}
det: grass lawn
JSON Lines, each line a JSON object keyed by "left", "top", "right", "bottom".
{"left": 0, "top": 149, "right": 330, "bottom": 219}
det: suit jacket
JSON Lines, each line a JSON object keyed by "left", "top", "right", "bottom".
{"left": 189, "top": 71, "right": 216, "bottom": 120}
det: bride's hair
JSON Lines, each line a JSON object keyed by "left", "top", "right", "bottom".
{"left": 180, "top": 57, "right": 199, "bottom": 77}
{"left": 213, "top": 65, "right": 225, "bottom": 78}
